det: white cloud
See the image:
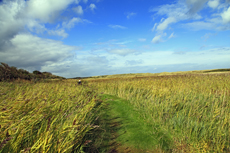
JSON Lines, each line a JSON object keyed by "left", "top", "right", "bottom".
{"left": 0, "top": 33, "right": 77, "bottom": 71}
{"left": 150, "top": 0, "right": 230, "bottom": 43}
{"left": 107, "top": 48, "right": 137, "bottom": 56}
{"left": 48, "top": 29, "right": 68, "bottom": 38}
{"left": 26, "top": 0, "right": 75, "bottom": 23}
{"left": 221, "top": 6, "right": 230, "bottom": 23}
{"left": 126, "top": 12, "right": 136, "bottom": 19}
{"left": 151, "top": 23, "right": 157, "bottom": 31}
{"left": 157, "top": 17, "right": 177, "bottom": 31}
{"left": 75, "top": 0, "right": 80, "bottom": 4}
{"left": 208, "top": 0, "right": 220, "bottom": 9}
{"left": 202, "top": 33, "right": 217, "bottom": 41}
{"left": 183, "top": 17, "right": 230, "bottom": 31}
{"left": 151, "top": 35, "right": 163, "bottom": 44}
{"left": 89, "top": 3, "right": 96, "bottom": 11}
{"left": 109, "top": 25, "right": 127, "bottom": 29}
{"left": 151, "top": 33, "right": 166, "bottom": 43}
{"left": 125, "top": 60, "right": 143, "bottom": 66}
{"left": 75, "top": 0, "right": 88, "bottom": 4}
{"left": 168, "top": 32, "right": 175, "bottom": 39}
{"left": 151, "top": 1, "right": 203, "bottom": 32}
{"left": 73, "top": 5, "right": 83, "bottom": 15}
{"left": 186, "top": 0, "right": 209, "bottom": 15}
{"left": 62, "top": 17, "right": 82, "bottom": 29}
{"left": 0, "top": 0, "right": 26, "bottom": 48}
{"left": 0, "top": 0, "right": 89, "bottom": 46}
{"left": 56, "top": 47, "right": 230, "bottom": 77}
{"left": 138, "top": 38, "right": 146, "bottom": 42}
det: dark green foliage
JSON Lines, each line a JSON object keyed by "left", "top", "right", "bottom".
{"left": 33, "top": 70, "right": 42, "bottom": 75}
{"left": 0, "top": 62, "right": 65, "bottom": 82}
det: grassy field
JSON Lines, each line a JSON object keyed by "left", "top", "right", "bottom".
{"left": 0, "top": 70, "right": 230, "bottom": 152}
{"left": 0, "top": 80, "right": 102, "bottom": 152}
{"left": 89, "top": 73, "right": 230, "bottom": 152}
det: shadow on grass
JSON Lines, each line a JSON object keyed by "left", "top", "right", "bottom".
{"left": 82, "top": 102, "right": 125, "bottom": 153}
{"left": 82, "top": 94, "right": 173, "bottom": 153}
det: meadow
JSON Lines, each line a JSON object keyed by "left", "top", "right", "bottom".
{"left": 0, "top": 71, "right": 230, "bottom": 153}
{"left": 89, "top": 73, "right": 230, "bottom": 152}
{"left": 0, "top": 80, "right": 102, "bottom": 152}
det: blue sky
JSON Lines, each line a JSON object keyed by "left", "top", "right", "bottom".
{"left": 0, "top": 0, "right": 230, "bottom": 78}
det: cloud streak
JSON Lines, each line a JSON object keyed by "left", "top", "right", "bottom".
{"left": 126, "top": 12, "right": 136, "bottom": 19}
{"left": 109, "top": 24, "right": 127, "bottom": 29}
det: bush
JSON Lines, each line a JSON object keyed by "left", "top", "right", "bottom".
{"left": 0, "top": 62, "right": 65, "bottom": 82}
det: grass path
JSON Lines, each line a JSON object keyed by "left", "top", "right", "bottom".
{"left": 91, "top": 94, "right": 173, "bottom": 153}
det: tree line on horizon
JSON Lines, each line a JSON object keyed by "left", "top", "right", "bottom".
{"left": 0, "top": 62, "right": 65, "bottom": 81}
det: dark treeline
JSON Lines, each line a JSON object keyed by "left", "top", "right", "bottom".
{"left": 0, "top": 62, "right": 65, "bottom": 81}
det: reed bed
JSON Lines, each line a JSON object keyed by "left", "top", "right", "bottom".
{"left": 90, "top": 73, "right": 230, "bottom": 152}
{"left": 0, "top": 81, "right": 100, "bottom": 153}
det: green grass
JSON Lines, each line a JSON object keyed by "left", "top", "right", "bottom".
{"left": 90, "top": 73, "right": 230, "bottom": 152}
{"left": 99, "top": 94, "right": 173, "bottom": 152}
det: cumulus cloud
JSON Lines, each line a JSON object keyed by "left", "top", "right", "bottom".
{"left": 89, "top": 3, "right": 96, "bottom": 11}
{"left": 26, "top": 0, "right": 75, "bottom": 23}
{"left": 109, "top": 25, "right": 127, "bottom": 29}
{"left": 0, "top": 33, "right": 77, "bottom": 71}
{"left": 221, "top": 6, "right": 230, "bottom": 23}
{"left": 208, "top": 0, "right": 220, "bottom": 9}
{"left": 48, "top": 29, "right": 69, "bottom": 38}
{"left": 73, "top": 5, "right": 83, "bottom": 15}
{"left": 0, "top": 0, "right": 90, "bottom": 75}
{"left": 0, "top": 0, "right": 90, "bottom": 48}
{"left": 0, "top": 0, "right": 26, "bottom": 49}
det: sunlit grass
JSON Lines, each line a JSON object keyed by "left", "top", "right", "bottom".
{"left": 1, "top": 72, "right": 229, "bottom": 152}
{"left": 90, "top": 73, "right": 230, "bottom": 152}
{"left": 0, "top": 81, "right": 101, "bottom": 153}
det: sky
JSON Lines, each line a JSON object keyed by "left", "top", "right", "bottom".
{"left": 0, "top": 0, "right": 230, "bottom": 78}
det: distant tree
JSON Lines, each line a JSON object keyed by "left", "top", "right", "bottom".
{"left": 0, "top": 62, "right": 65, "bottom": 82}
{"left": 33, "top": 70, "right": 42, "bottom": 75}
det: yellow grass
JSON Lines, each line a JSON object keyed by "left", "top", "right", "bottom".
{"left": 0, "top": 81, "right": 100, "bottom": 153}
{"left": 89, "top": 73, "right": 230, "bottom": 152}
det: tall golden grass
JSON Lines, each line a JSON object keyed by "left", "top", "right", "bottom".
{"left": 0, "top": 81, "right": 101, "bottom": 153}
{"left": 1, "top": 72, "right": 229, "bottom": 152}
{"left": 90, "top": 73, "right": 230, "bottom": 152}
